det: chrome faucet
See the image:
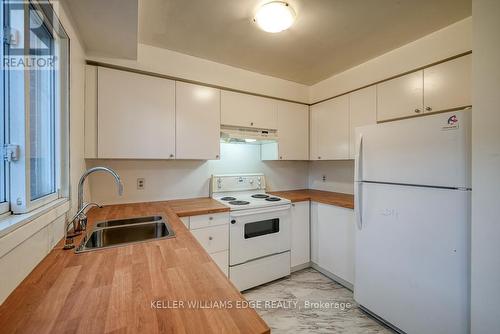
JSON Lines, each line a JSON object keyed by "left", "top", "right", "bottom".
{"left": 64, "top": 167, "right": 123, "bottom": 249}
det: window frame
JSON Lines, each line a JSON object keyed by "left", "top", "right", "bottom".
{"left": 3, "top": 0, "right": 69, "bottom": 215}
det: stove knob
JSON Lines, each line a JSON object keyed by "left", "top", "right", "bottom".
{"left": 231, "top": 219, "right": 236, "bottom": 224}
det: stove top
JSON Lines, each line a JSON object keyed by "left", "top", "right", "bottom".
{"left": 211, "top": 174, "right": 291, "bottom": 211}
{"left": 213, "top": 192, "right": 290, "bottom": 211}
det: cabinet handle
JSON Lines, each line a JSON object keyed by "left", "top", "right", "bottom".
{"left": 279, "top": 156, "right": 283, "bottom": 160}
{"left": 318, "top": 156, "right": 322, "bottom": 160}
{"left": 169, "top": 154, "right": 174, "bottom": 158}
{"left": 250, "top": 122, "right": 254, "bottom": 126}
{"left": 208, "top": 236, "right": 213, "bottom": 241}
{"left": 215, "top": 155, "right": 220, "bottom": 159}
{"left": 209, "top": 216, "right": 213, "bottom": 221}
{"left": 231, "top": 219, "right": 236, "bottom": 224}
{"left": 292, "top": 203, "right": 295, "bottom": 207}
{"left": 425, "top": 106, "right": 432, "bottom": 111}
{"left": 414, "top": 109, "right": 421, "bottom": 114}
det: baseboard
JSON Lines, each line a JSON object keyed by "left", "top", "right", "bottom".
{"left": 310, "top": 262, "right": 354, "bottom": 291}
{"left": 291, "top": 262, "right": 311, "bottom": 273}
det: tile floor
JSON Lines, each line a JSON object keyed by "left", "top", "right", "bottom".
{"left": 243, "top": 268, "right": 394, "bottom": 334}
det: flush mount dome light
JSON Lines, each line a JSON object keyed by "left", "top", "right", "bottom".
{"left": 254, "top": 1, "right": 296, "bottom": 33}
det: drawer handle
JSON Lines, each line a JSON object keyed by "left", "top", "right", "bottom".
{"left": 209, "top": 217, "right": 213, "bottom": 221}
{"left": 208, "top": 236, "right": 213, "bottom": 241}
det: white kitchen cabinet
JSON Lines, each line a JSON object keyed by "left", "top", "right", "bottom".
{"left": 84, "top": 65, "right": 98, "bottom": 158}
{"left": 97, "top": 67, "right": 176, "bottom": 159}
{"left": 291, "top": 201, "right": 310, "bottom": 269}
{"left": 377, "top": 70, "right": 424, "bottom": 122}
{"left": 349, "top": 86, "right": 377, "bottom": 159}
{"left": 261, "top": 101, "right": 309, "bottom": 161}
{"left": 175, "top": 82, "right": 221, "bottom": 160}
{"left": 310, "top": 95, "right": 349, "bottom": 160}
{"left": 311, "top": 202, "right": 355, "bottom": 286}
{"left": 184, "top": 213, "right": 230, "bottom": 276}
{"left": 423, "top": 54, "right": 471, "bottom": 113}
{"left": 221, "top": 90, "right": 277, "bottom": 129}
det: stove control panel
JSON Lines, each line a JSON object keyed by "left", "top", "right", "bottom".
{"left": 211, "top": 174, "right": 266, "bottom": 194}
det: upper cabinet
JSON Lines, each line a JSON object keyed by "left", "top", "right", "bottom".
{"left": 310, "top": 95, "right": 349, "bottom": 160}
{"left": 221, "top": 91, "right": 277, "bottom": 129}
{"left": 423, "top": 54, "right": 471, "bottom": 113}
{"left": 349, "top": 86, "right": 377, "bottom": 159}
{"left": 175, "top": 82, "right": 221, "bottom": 160}
{"left": 262, "top": 101, "right": 309, "bottom": 161}
{"left": 97, "top": 67, "right": 176, "bottom": 159}
{"left": 377, "top": 54, "right": 471, "bottom": 122}
{"left": 377, "top": 71, "right": 424, "bottom": 122}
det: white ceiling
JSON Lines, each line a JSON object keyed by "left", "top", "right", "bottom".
{"left": 139, "top": 0, "right": 471, "bottom": 85}
{"left": 62, "top": 0, "right": 138, "bottom": 59}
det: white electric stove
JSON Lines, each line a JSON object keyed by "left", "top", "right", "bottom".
{"left": 211, "top": 174, "right": 291, "bottom": 291}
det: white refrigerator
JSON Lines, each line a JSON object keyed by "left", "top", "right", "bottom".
{"left": 354, "top": 110, "right": 471, "bottom": 334}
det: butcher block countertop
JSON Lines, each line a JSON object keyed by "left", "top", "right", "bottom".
{"left": 270, "top": 189, "right": 354, "bottom": 209}
{"left": 0, "top": 200, "right": 269, "bottom": 334}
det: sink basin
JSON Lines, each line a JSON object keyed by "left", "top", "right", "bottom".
{"left": 75, "top": 216, "right": 175, "bottom": 253}
{"left": 95, "top": 215, "right": 162, "bottom": 228}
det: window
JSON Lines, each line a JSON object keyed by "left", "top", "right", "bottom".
{"left": 2, "top": 0, "right": 69, "bottom": 215}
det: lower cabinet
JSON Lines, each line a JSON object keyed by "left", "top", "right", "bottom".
{"left": 311, "top": 202, "right": 355, "bottom": 287}
{"left": 183, "top": 212, "right": 229, "bottom": 276}
{"left": 290, "top": 201, "right": 310, "bottom": 269}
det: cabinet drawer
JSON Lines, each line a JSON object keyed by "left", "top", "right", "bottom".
{"left": 189, "top": 212, "right": 229, "bottom": 230}
{"left": 191, "top": 225, "right": 229, "bottom": 254}
{"left": 210, "top": 250, "right": 229, "bottom": 277}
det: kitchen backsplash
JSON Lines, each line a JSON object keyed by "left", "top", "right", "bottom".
{"left": 308, "top": 160, "right": 355, "bottom": 194}
{"left": 86, "top": 143, "right": 310, "bottom": 205}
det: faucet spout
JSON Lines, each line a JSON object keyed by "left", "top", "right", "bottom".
{"left": 77, "top": 166, "right": 123, "bottom": 211}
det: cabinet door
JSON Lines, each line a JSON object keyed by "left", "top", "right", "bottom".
{"left": 424, "top": 54, "right": 471, "bottom": 113}
{"left": 291, "top": 201, "right": 310, "bottom": 268}
{"left": 349, "top": 86, "right": 377, "bottom": 159}
{"left": 176, "top": 82, "right": 221, "bottom": 160}
{"left": 97, "top": 67, "right": 176, "bottom": 159}
{"left": 377, "top": 71, "right": 423, "bottom": 122}
{"left": 221, "top": 90, "right": 277, "bottom": 129}
{"left": 312, "top": 202, "right": 355, "bottom": 285}
{"left": 277, "top": 101, "right": 309, "bottom": 160}
{"left": 310, "top": 95, "right": 349, "bottom": 160}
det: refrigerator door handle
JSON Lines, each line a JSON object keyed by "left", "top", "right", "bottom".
{"left": 355, "top": 181, "right": 363, "bottom": 230}
{"left": 354, "top": 134, "right": 363, "bottom": 182}
{"left": 354, "top": 134, "right": 363, "bottom": 230}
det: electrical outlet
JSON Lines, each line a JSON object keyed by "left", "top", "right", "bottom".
{"left": 322, "top": 175, "right": 327, "bottom": 182}
{"left": 137, "top": 178, "right": 145, "bottom": 190}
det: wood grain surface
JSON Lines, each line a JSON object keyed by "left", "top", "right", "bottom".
{"left": 270, "top": 189, "right": 354, "bottom": 209}
{"left": 0, "top": 200, "right": 269, "bottom": 334}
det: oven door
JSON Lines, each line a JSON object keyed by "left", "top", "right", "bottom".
{"left": 229, "top": 204, "right": 291, "bottom": 266}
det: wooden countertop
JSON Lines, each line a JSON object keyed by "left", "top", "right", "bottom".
{"left": 166, "top": 197, "right": 229, "bottom": 217}
{"left": 0, "top": 200, "right": 268, "bottom": 334}
{"left": 270, "top": 189, "right": 354, "bottom": 209}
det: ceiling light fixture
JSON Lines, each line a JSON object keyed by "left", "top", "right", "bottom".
{"left": 254, "top": 1, "right": 296, "bottom": 33}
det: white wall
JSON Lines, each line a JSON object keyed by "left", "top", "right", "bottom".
{"left": 0, "top": 2, "right": 87, "bottom": 303}
{"left": 308, "top": 161, "right": 355, "bottom": 194}
{"left": 87, "top": 143, "right": 309, "bottom": 205}
{"left": 471, "top": 1, "right": 500, "bottom": 333}
{"left": 87, "top": 43, "right": 309, "bottom": 103}
{"left": 309, "top": 17, "right": 472, "bottom": 103}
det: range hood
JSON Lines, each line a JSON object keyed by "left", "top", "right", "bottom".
{"left": 220, "top": 125, "right": 278, "bottom": 144}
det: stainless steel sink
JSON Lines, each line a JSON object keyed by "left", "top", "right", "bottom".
{"left": 95, "top": 215, "right": 162, "bottom": 228}
{"left": 75, "top": 216, "right": 175, "bottom": 253}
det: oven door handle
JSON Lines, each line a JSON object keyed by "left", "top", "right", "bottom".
{"left": 229, "top": 204, "right": 291, "bottom": 217}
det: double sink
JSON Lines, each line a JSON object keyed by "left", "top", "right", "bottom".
{"left": 76, "top": 215, "right": 175, "bottom": 253}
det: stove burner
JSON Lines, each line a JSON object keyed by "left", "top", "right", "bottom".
{"left": 265, "top": 197, "right": 281, "bottom": 202}
{"left": 220, "top": 197, "right": 236, "bottom": 201}
{"left": 229, "top": 200, "right": 250, "bottom": 205}
{"left": 251, "top": 194, "right": 269, "bottom": 199}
